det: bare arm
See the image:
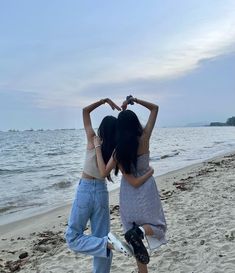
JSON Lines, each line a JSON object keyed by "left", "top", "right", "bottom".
{"left": 83, "top": 99, "right": 105, "bottom": 148}
{"left": 121, "top": 96, "right": 159, "bottom": 139}
{"left": 95, "top": 145, "right": 116, "bottom": 179}
{"left": 93, "top": 135, "right": 116, "bottom": 177}
{"left": 83, "top": 99, "right": 121, "bottom": 149}
{"left": 94, "top": 135, "right": 154, "bottom": 182}
{"left": 134, "top": 98, "right": 158, "bottom": 138}
{"left": 122, "top": 167, "right": 154, "bottom": 188}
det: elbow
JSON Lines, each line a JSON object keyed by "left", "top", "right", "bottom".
{"left": 82, "top": 107, "right": 92, "bottom": 118}
{"left": 153, "top": 104, "right": 159, "bottom": 111}
{"left": 82, "top": 107, "right": 88, "bottom": 114}
{"left": 151, "top": 104, "right": 159, "bottom": 114}
{"left": 100, "top": 170, "right": 109, "bottom": 178}
{"left": 100, "top": 173, "right": 107, "bottom": 179}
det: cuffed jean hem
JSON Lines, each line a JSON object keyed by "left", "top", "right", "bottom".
{"left": 66, "top": 233, "right": 110, "bottom": 258}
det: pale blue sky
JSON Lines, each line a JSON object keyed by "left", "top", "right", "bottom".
{"left": 0, "top": 0, "right": 235, "bottom": 130}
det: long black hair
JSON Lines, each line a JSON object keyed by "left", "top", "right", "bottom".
{"left": 114, "top": 110, "right": 143, "bottom": 174}
{"left": 97, "top": 115, "right": 117, "bottom": 181}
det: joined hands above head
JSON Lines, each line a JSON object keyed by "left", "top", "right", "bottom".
{"left": 102, "top": 96, "right": 136, "bottom": 111}
{"left": 96, "top": 95, "right": 157, "bottom": 114}
{"left": 121, "top": 95, "right": 136, "bottom": 111}
{"left": 102, "top": 98, "right": 122, "bottom": 111}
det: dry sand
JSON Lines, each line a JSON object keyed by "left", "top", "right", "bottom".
{"left": 0, "top": 153, "right": 235, "bottom": 273}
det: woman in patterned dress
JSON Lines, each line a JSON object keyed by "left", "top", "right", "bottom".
{"left": 94, "top": 96, "right": 167, "bottom": 273}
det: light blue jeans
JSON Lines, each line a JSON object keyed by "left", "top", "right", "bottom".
{"left": 65, "top": 178, "right": 112, "bottom": 273}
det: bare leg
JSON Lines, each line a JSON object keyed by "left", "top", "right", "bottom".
{"left": 142, "top": 224, "right": 154, "bottom": 236}
{"left": 143, "top": 223, "right": 166, "bottom": 240}
{"left": 107, "top": 242, "right": 114, "bottom": 250}
{"left": 137, "top": 260, "right": 148, "bottom": 273}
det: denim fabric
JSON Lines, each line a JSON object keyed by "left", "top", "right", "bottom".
{"left": 65, "top": 178, "right": 112, "bottom": 273}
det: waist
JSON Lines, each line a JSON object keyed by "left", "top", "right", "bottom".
{"left": 82, "top": 171, "right": 104, "bottom": 180}
{"left": 83, "top": 163, "right": 103, "bottom": 180}
{"left": 78, "top": 178, "right": 107, "bottom": 190}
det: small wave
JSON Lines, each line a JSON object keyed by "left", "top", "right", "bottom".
{"left": 204, "top": 146, "right": 213, "bottom": 148}
{"left": 161, "top": 151, "right": 179, "bottom": 159}
{"left": 150, "top": 156, "right": 161, "bottom": 161}
{"left": 0, "top": 168, "right": 24, "bottom": 175}
{"left": 50, "top": 181, "right": 72, "bottom": 189}
{"left": 46, "top": 151, "right": 67, "bottom": 156}
{"left": 0, "top": 205, "right": 18, "bottom": 214}
{"left": 213, "top": 141, "right": 224, "bottom": 145}
{"left": 0, "top": 165, "right": 56, "bottom": 176}
{"left": 50, "top": 173, "right": 64, "bottom": 178}
{"left": 0, "top": 167, "right": 39, "bottom": 175}
{"left": 0, "top": 202, "right": 42, "bottom": 215}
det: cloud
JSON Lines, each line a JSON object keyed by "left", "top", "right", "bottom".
{"left": 1, "top": 6, "right": 235, "bottom": 109}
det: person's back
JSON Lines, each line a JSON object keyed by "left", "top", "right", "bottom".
{"left": 83, "top": 148, "right": 104, "bottom": 179}
{"left": 65, "top": 98, "right": 133, "bottom": 273}
{"left": 132, "top": 153, "right": 150, "bottom": 176}
{"left": 115, "top": 97, "right": 167, "bottom": 273}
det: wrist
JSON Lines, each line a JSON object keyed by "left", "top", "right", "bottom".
{"left": 126, "top": 95, "right": 134, "bottom": 105}
{"left": 95, "top": 144, "right": 101, "bottom": 149}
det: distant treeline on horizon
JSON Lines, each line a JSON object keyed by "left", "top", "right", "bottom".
{"left": 210, "top": 116, "right": 235, "bottom": 126}
{"left": 3, "top": 117, "right": 235, "bottom": 132}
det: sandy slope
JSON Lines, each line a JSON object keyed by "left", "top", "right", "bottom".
{"left": 0, "top": 153, "right": 234, "bottom": 273}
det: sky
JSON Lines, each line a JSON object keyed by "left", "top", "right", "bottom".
{"left": 0, "top": 0, "right": 235, "bottom": 131}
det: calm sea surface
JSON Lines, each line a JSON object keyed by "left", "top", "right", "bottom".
{"left": 0, "top": 127, "right": 235, "bottom": 224}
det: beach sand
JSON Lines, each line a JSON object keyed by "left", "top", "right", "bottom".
{"left": 0, "top": 153, "right": 235, "bottom": 273}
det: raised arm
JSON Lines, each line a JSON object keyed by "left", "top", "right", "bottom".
{"left": 122, "top": 96, "right": 159, "bottom": 139}
{"left": 83, "top": 98, "right": 121, "bottom": 149}
{"left": 93, "top": 136, "right": 116, "bottom": 177}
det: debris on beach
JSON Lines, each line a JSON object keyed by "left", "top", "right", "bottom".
{"left": 18, "top": 252, "right": 28, "bottom": 259}
{"left": 5, "top": 256, "right": 28, "bottom": 273}
{"left": 33, "top": 230, "right": 65, "bottom": 253}
{"left": 225, "top": 231, "right": 234, "bottom": 241}
{"left": 160, "top": 189, "right": 174, "bottom": 200}
{"left": 173, "top": 181, "right": 188, "bottom": 191}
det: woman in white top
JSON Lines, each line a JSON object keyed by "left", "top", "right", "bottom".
{"left": 65, "top": 98, "right": 154, "bottom": 273}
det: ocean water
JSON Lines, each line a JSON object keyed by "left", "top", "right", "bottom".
{"left": 0, "top": 127, "right": 235, "bottom": 224}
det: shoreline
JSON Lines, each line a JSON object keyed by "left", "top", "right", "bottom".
{"left": 1, "top": 151, "right": 235, "bottom": 272}
{"left": 1, "top": 148, "right": 235, "bottom": 234}
{"left": 0, "top": 157, "right": 216, "bottom": 234}
{"left": 1, "top": 148, "right": 235, "bottom": 231}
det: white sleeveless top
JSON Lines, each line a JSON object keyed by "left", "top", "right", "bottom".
{"left": 83, "top": 148, "right": 103, "bottom": 180}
